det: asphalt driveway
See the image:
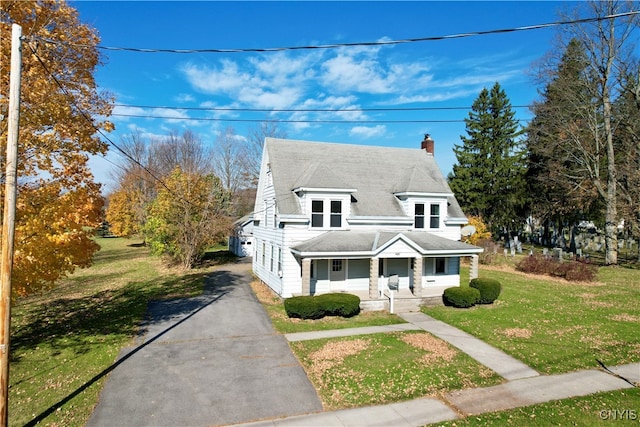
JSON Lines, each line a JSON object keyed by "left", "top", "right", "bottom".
{"left": 87, "top": 261, "right": 322, "bottom": 427}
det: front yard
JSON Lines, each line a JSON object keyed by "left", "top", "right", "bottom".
{"left": 424, "top": 266, "right": 640, "bottom": 374}
{"left": 256, "top": 261, "right": 640, "bottom": 421}
{"left": 10, "top": 238, "right": 638, "bottom": 426}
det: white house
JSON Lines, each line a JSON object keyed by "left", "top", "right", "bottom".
{"left": 229, "top": 214, "right": 254, "bottom": 257}
{"left": 252, "top": 136, "right": 482, "bottom": 304}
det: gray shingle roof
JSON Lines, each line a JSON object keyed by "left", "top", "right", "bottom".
{"left": 266, "top": 138, "right": 465, "bottom": 219}
{"left": 291, "top": 231, "right": 482, "bottom": 255}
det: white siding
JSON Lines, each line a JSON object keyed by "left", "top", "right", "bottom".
{"left": 422, "top": 256, "right": 461, "bottom": 289}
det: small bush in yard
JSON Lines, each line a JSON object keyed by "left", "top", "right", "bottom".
{"left": 284, "top": 293, "right": 361, "bottom": 319}
{"left": 516, "top": 255, "right": 597, "bottom": 282}
{"left": 316, "top": 293, "right": 361, "bottom": 317}
{"left": 284, "top": 296, "right": 324, "bottom": 319}
{"left": 470, "top": 278, "right": 502, "bottom": 304}
{"left": 443, "top": 287, "right": 480, "bottom": 308}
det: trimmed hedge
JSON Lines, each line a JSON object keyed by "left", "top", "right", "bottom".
{"left": 284, "top": 296, "right": 323, "bottom": 320}
{"left": 443, "top": 287, "right": 480, "bottom": 308}
{"left": 315, "top": 293, "right": 361, "bottom": 318}
{"left": 470, "top": 278, "right": 502, "bottom": 304}
{"left": 284, "top": 293, "right": 361, "bottom": 319}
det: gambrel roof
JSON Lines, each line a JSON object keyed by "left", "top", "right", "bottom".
{"left": 265, "top": 138, "right": 466, "bottom": 220}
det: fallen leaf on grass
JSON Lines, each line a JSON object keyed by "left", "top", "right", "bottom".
{"left": 399, "top": 332, "right": 457, "bottom": 363}
{"left": 501, "top": 328, "right": 533, "bottom": 339}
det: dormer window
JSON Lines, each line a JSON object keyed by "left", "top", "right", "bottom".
{"left": 311, "top": 200, "right": 324, "bottom": 227}
{"left": 330, "top": 201, "right": 342, "bottom": 227}
{"left": 430, "top": 204, "right": 440, "bottom": 229}
{"left": 415, "top": 203, "right": 425, "bottom": 229}
{"left": 310, "top": 199, "right": 343, "bottom": 228}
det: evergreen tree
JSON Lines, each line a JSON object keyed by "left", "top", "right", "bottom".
{"left": 449, "top": 82, "right": 527, "bottom": 235}
{"left": 526, "top": 39, "right": 600, "bottom": 245}
{"left": 527, "top": 1, "right": 639, "bottom": 265}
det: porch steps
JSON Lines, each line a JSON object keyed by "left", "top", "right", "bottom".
{"left": 388, "top": 298, "right": 422, "bottom": 313}
{"left": 384, "top": 290, "right": 424, "bottom": 313}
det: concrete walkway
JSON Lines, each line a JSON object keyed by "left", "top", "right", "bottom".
{"left": 399, "top": 312, "right": 540, "bottom": 381}
{"left": 285, "top": 312, "right": 538, "bottom": 381}
{"left": 231, "top": 311, "right": 639, "bottom": 427}
{"left": 233, "top": 363, "right": 639, "bottom": 427}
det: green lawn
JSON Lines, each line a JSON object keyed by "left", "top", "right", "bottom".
{"left": 430, "top": 388, "right": 640, "bottom": 426}
{"left": 290, "top": 331, "right": 503, "bottom": 410}
{"left": 255, "top": 260, "right": 639, "bottom": 417}
{"left": 9, "top": 237, "right": 214, "bottom": 427}
{"left": 11, "top": 241, "right": 638, "bottom": 426}
{"left": 424, "top": 265, "right": 640, "bottom": 374}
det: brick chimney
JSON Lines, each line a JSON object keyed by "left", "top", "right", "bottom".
{"left": 421, "top": 134, "right": 434, "bottom": 155}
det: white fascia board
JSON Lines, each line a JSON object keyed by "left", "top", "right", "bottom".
{"left": 290, "top": 249, "right": 374, "bottom": 258}
{"left": 278, "top": 214, "right": 309, "bottom": 223}
{"left": 347, "top": 216, "right": 413, "bottom": 225}
{"left": 445, "top": 217, "right": 469, "bottom": 225}
{"left": 394, "top": 192, "right": 454, "bottom": 198}
{"left": 291, "top": 248, "right": 483, "bottom": 258}
{"left": 292, "top": 187, "right": 357, "bottom": 194}
{"left": 421, "top": 248, "right": 484, "bottom": 256}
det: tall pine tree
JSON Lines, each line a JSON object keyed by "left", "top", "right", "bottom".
{"left": 449, "top": 82, "right": 527, "bottom": 235}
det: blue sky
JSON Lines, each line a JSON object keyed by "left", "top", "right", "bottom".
{"left": 72, "top": 1, "right": 576, "bottom": 191}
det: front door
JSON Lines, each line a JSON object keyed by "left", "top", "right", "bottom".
{"left": 330, "top": 259, "right": 346, "bottom": 290}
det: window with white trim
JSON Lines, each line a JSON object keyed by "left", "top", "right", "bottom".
{"left": 277, "top": 247, "right": 282, "bottom": 273}
{"left": 435, "top": 257, "right": 446, "bottom": 274}
{"left": 332, "top": 259, "right": 343, "bottom": 272}
{"left": 415, "top": 203, "right": 425, "bottom": 229}
{"left": 270, "top": 245, "right": 274, "bottom": 272}
{"left": 430, "top": 204, "right": 440, "bottom": 229}
{"left": 311, "top": 200, "right": 323, "bottom": 228}
{"left": 330, "top": 200, "right": 342, "bottom": 227}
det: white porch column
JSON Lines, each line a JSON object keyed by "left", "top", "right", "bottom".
{"left": 301, "top": 258, "right": 311, "bottom": 295}
{"left": 369, "top": 257, "right": 379, "bottom": 299}
{"left": 470, "top": 254, "right": 479, "bottom": 283}
{"left": 413, "top": 257, "right": 422, "bottom": 297}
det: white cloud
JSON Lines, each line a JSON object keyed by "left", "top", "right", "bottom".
{"left": 175, "top": 93, "right": 195, "bottom": 103}
{"left": 350, "top": 125, "right": 386, "bottom": 139}
{"left": 177, "top": 43, "right": 528, "bottom": 125}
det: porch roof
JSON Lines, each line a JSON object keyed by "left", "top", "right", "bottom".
{"left": 290, "top": 231, "right": 483, "bottom": 257}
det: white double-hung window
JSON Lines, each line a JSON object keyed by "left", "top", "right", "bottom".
{"left": 430, "top": 204, "right": 440, "bottom": 229}
{"left": 310, "top": 199, "right": 343, "bottom": 228}
{"left": 311, "top": 200, "right": 324, "bottom": 228}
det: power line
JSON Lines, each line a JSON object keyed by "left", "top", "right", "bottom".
{"left": 25, "top": 42, "right": 196, "bottom": 206}
{"left": 110, "top": 113, "right": 472, "bottom": 124}
{"left": 26, "top": 11, "right": 640, "bottom": 54}
{"left": 114, "top": 103, "right": 532, "bottom": 112}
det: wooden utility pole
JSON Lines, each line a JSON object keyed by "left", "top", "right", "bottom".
{"left": 0, "top": 23, "right": 22, "bottom": 426}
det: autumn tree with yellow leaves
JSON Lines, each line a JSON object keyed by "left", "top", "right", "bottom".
{"left": 0, "top": 1, "right": 113, "bottom": 296}
{"left": 144, "top": 168, "right": 231, "bottom": 269}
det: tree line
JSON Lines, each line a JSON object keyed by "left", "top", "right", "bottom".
{"left": 105, "top": 123, "right": 285, "bottom": 269}
{"left": 448, "top": 1, "right": 639, "bottom": 265}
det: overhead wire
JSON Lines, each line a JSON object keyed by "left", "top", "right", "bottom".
{"left": 114, "top": 103, "right": 532, "bottom": 112}
{"left": 110, "top": 103, "right": 532, "bottom": 124}
{"left": 24, "top": 41, "right": 199, "bottom": 207}
{"left": 109, "top": 114, "right": 472, "bottom": 124}
{"left": 27, "top": 11, "right": 640, "bottom": 54}
{"left": 20, "top": 9, "right": 639, "bottom": 192}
